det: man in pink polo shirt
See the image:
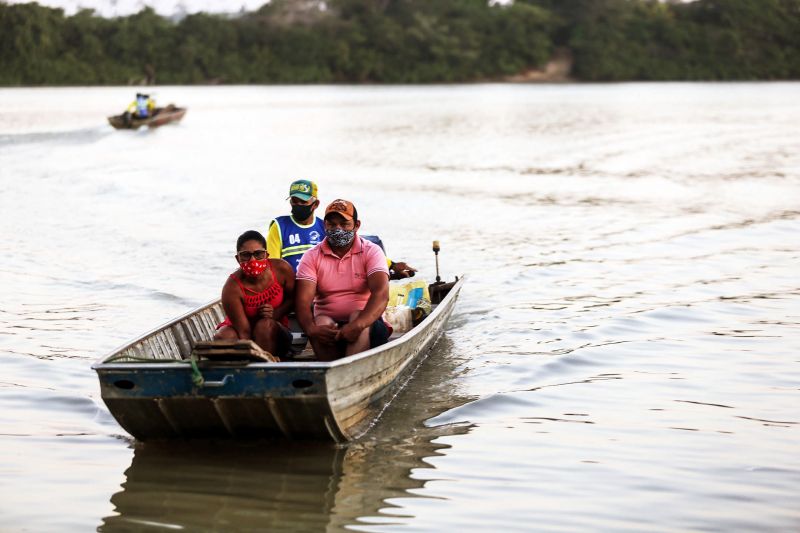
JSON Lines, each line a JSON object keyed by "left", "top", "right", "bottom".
{"left": 295, "top": 199, "right": 391, "bottom": 361}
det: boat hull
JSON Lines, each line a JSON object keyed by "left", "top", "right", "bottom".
{"left": 94, "top": 276, "right": 463, "bottom": 442}
{"left": 107, "top": 106, "right": 187, "bottom": 130}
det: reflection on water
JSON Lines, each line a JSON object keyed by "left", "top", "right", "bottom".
{"left": 102, "top": 443, "right": 346, "bottom": 532}
{"left": 101, "top": 433, "right": 466, "bottom": 532}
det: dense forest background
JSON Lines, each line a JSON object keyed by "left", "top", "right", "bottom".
{"left": 1, "top": 0, "right": 798, "bottom": 85}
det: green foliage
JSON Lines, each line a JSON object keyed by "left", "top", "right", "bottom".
{"left": 561, "top": 0, "right": 800, "bottom": 80}
{"left": 0, "top": 0, "right": 798, "bottom": 85}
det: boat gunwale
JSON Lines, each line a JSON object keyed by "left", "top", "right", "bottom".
{"left": 92, "top": 275, "right": 464, "bottom": 372}
{"left": 92, "top": 298, "right": 221, "bottom": 368}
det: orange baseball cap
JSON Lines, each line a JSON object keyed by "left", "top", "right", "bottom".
{"left": 324, "top": 199, "right": 356, "bottom": 221}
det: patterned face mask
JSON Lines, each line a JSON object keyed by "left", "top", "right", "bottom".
{"left": 241, "top": 258, "right": 268, "bottom": 277}
{"left": 325, "top": 228, "right": 355, "bottom": 248}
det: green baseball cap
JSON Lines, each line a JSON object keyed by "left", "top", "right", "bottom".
{"left": 288, "top": 179, "right": 318, "bottom": 201}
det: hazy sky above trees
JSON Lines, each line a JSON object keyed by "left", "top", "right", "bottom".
{"left": 5, "top": 0, "right": 269, "bottom": 16}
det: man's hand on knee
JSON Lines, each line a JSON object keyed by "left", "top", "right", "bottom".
{"left": 336, "top": 321, "right": 365, "bottom": 343}
{"left": 310, "top": 323, "right": 339, "bottom": 343}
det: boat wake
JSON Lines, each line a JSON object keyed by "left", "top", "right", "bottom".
{"left": 0, "top": 126, "right": 112, "bottom": 148}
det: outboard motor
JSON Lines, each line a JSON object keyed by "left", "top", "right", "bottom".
{"left": 428, "top": 240, "right": 456, "bottom": 304}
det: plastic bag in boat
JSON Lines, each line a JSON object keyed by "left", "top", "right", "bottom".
{"left": 384, "top": 305, "right": 413, "bottom": 335}
{"left": 388, "top": 280, "right": 431, "bottom": 325}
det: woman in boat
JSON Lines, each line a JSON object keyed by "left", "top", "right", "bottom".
{"left": 214, "top": 230, "right": 295, "bottom": 359}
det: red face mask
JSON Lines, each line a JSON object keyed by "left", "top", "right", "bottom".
{"left": 241, "top": 258, "right": 268, "bottom": 277}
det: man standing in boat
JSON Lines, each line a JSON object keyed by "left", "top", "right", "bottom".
{"left": 295, "top": 199, "right": 391, "bottom": 361}
{"left": 268, "top": 179, "right": 417, "bottom": 278}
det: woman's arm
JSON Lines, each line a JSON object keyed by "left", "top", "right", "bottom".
{"left": 272, "top": 259, "right": 295, "bottom": 321}
{"left": 221, "top": 276, "right": 251, "bottom": 340}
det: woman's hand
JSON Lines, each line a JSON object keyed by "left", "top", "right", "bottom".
{"left": 258, "top": 304, "right": 274, "bottom": 319}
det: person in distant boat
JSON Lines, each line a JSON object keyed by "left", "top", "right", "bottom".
{"left": 125, "top": 93, "right": 156, "bottom": 119}
{"left": 268, "top": 179, "right": 417, "bottom": 279}
{"left": 295, "top": 199, "right": 391, "bottom": 361}
{"left": 214, "top": 230, "right": 295, "bottom": 359}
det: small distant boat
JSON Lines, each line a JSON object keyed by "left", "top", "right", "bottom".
{"left": 107, "top": 104, "right": 187, "bottom": 130}
{"left": 93, "top": 275, "right": 464, "bottom": 443}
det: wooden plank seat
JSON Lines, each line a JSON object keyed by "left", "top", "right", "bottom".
{"left": 192, "top": 340, "right": 279, "bottom": 363}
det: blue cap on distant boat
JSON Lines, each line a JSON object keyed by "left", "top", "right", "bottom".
{"left": 288, "top": 179, "right": 318, "bottom": 201}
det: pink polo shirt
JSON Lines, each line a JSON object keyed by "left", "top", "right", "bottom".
{"left": 296, "top": 236, "right": 389, "bottom": 322}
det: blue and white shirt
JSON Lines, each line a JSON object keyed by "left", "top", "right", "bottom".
{"left": 267, "top": 215, "right": 326, "bottom": 272}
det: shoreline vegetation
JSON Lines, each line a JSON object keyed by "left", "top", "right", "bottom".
{"left": 1, "top": 0, "right": 798, "bottom": 86}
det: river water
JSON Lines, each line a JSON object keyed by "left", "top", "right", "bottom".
{"left": 0, "top": 84, "right": 798, "bottom": 532}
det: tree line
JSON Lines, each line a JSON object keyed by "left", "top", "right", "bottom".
{"left": 1, "top": 0, "right": 798, "bottom": 85}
